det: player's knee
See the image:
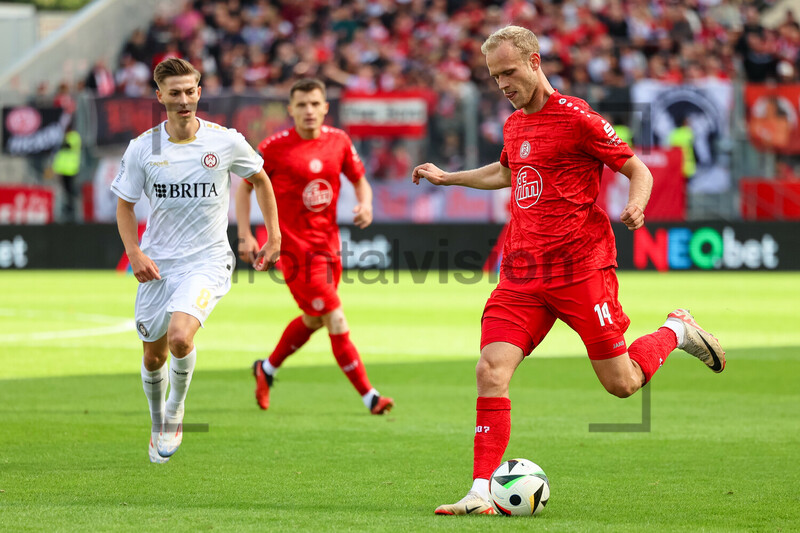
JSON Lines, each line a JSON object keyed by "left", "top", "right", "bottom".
{"left": 476, "top": 358, "right": 508, "bottom": 391}
{"left": 302, "top": 314, "right": 323, "bottom": 330}
{"left": 322, "top": 310, "right": 348, "bottom": 334}
{"left": 603, "top": 377, "right": 639, "bottom": 398}
{"left": 167, "top": 330, "right": 194, "bottom": 357}
{"left": 143, "top": 351, "right": 167, "bottom": 370}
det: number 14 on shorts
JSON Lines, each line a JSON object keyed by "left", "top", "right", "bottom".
{"left": 594, "top": 302, "right": 614, "bottom": 327}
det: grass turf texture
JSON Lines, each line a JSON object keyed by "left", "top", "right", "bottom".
{"left": 1, "top": 270, "right": 798, "bottom": 532}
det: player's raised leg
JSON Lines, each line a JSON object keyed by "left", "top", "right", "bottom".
{"left": 142, "top": 336, "right": 169, "bottom": 464}
{"left": 254, "top": 314, "right": 321, "bottom": 410}
{"left": 323, "top": 307, "right": 394, "bottom": 415}
{"left": 435, "top": 341, "right": 523, "bottom": 515}
{"left": 157, "top": 312, "right": 201, "bottom": 457}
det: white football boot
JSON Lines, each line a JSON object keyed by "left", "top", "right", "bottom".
{"left": 149, "top": 435, "right": 169, "bottom": 464}
{"left": 157, "top": 406, "right": 184, "bottom": 458}
{"left": 434, "top": 490, "right": 497, "bottom": 515}
{"left": 666, "top": 309, "right": 726, "bottom": 372}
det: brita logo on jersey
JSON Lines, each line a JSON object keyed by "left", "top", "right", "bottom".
{"left": 515, "top": 166, "right": 543, "bottom": 209}
{"left": 303, "top": 179, "right": 333, "bottom": 212}
{"left": 153, "top": 182, "right": 219, "bottom": 199}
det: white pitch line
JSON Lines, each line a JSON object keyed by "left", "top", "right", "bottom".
{"left": 0, "top": 320, "right": 135, "bottom": 343}
{"left": 0, "top": 308, "right": 129, "bottom": 324}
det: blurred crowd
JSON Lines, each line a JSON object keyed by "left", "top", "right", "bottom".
{"left": 33, "top": 0, "right": 800, "bottom": 179}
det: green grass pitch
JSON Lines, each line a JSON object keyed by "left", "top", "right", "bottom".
{"left": 1, "top": 270, "right": 798, "bottom": 531}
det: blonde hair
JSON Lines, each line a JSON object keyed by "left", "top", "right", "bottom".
{"left": 481, "top": 25, "right": 540, "bottom": 59}
{"left": 153, "top": 58, "right": 201, "bottom": 87}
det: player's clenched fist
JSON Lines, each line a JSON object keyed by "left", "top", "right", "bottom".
{"left": 620, "top": 203, "right": 645, "bottom": 231}
{"left": 238, "top": 233, "right": 260, "bottom": 264}
{"left": 412, "top": 162, "right": 448, "bottom": 186}
{"left": 254, "top": 240, "right": 280, "bottom": 271}
{"left": 129, "top": 250, "right": 161, "bottom": 283}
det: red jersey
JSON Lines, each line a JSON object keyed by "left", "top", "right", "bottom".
{"left": 499, "top": 90, "right": 634, "bottom": 279}
{"left": 257, "top": 126, "right": 365, "bottom": 262}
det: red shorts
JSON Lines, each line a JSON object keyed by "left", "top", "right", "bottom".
{"left": 481, "top": 267, "right": 630, "bottom": 360}
{"left": 282, "top": 254, "right": 342, "bottom": 316}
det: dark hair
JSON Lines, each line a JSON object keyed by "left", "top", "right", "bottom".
{"left": 289, "top": 78, "right": 326, "bottom": 100}
{"left": 153, "top": 58, "right": 201, "bottom": 87}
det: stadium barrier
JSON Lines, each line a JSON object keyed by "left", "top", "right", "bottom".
{"left": 1, "top": 222, "right": 799, "bottom": 272}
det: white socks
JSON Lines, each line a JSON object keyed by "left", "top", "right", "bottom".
{"left": 165, "top": 348, "right": 197, "bottom": 424}
{"left": 261, "top": 359, "right": 278, "bottom": 376}
{"left": 663, "top": 318, "right": 686, "bottom": 348}
{"left": 362, "top": 388, "right": 379, "bottom": 409}
{"left": 141, "top": 360, "right": 168, "bottom": 438}
{"left": 471, "top": 478, "right": 490, "bottom": 501}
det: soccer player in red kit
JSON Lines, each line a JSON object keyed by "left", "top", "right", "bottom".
{"left": 413, "top": 26, "right": 726, "bottom": 515}
{"left": 237, "top": 78, "right": 394, "bottom": 415}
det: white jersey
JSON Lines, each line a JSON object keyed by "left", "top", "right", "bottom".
{"left": 111, "top": 118, "right": 263, "bottom": 275}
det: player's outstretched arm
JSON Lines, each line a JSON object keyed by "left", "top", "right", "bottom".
{"left": 412, "top": 161, "right": 511, "bottom": 190}
{"left": 244, "top": 169, "right": 281, "bottom": 271}
{"left": 116, "top": 198, "right": 160, "bottom": 283}
{"left": 618, "top": 155, "right": 653, "bottom": 231}
{"left": 352, "top": 177, "right": 373, "bottom": 229}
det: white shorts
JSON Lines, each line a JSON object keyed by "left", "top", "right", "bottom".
{"left": 134, "top": 263, "right": 232, "bottom": 342}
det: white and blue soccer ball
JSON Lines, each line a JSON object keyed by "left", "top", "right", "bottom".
{"left": 489, "top": 458, "right": 550, "bottom": 516}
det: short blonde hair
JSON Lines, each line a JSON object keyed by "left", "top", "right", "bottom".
{"left": 153, "top": 58, "right": 201, "bottom": 87}
{"left": 481, "top": 25, "right": 540, "bottom": 59}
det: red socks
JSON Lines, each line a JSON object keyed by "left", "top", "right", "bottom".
{"left": 330, "top": 332, "right": 371, "bottom": 395}
{"left": 268, "top": 316, "right": 315, "bottom": 368}
{"left": 628, "top": 327, "right": 678, "bottom": 383}
{"left": 473, "top": 396, "right": 511, "bottom": 480}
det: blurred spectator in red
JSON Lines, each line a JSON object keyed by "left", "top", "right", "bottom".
{"left": 85, "top": 60, "right": 115, "bottom": 97}
{"left": 53, "top": 82, "right": 76, "bottom": 114}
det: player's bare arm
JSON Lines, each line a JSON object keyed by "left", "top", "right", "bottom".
{"left": 235, "top": 179, "right": 260, "bottom": 264}
{"left": 115, "top": 198, "right": 160, "bottom": 283}
{"left": 242, "top": 168, "right": 282, "bottom": 271}
{"left": 412, "top": 161, "right": 511, "bottom": 190}
{"left": 352, "top": 177, "right": 373, "bottom": 229}
{"left": 618, "top": 155, "right": 653, "bottom": 231}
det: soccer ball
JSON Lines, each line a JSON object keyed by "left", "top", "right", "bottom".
{"left": 489, "top": 458, "right": 550, "bottom": 516}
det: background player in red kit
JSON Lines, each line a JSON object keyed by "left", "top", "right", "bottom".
{"left": 237, "top": 78, "right": 394, "bottom": 415}
{"left": 412, "top": 26, "right": 726, "bottom": 515}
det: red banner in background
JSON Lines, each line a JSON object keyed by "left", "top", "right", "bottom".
{"left": 341, "top": 90, "right": 435, "bottom": 138}
{"left": 740, "top": 178, "right": 800, "bottom": 220}
{"left": 599, "top": 148, "right": 685, "bottom": 222}
{"left": 0, "top": 185, "right": 54, "bottom": 224}
{"left": 744, "top": 84, "right": 800, "bottom": 154}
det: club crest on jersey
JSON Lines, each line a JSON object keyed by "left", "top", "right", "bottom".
{"left": 303, "top": 179, "right": 333, "bottom": 212}
{"left": 202, "top": 152, "right": 219, "bottom": 169}
{"left": 311, "top": 297, "right": 325, "bottom": 311}
{"left": 515, "top": 166, "right": 543, "bottom": 209}
{"left": 520, "top": 141, "right": 531, "bottom": 159}
{"left": 309, "top": 158, "right": 323, "bottom": 173}
{"left": 137, "top": 322, "right": 149, "bottom": 338}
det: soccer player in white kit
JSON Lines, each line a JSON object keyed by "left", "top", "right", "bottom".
{"left": 112, "top": 58, "right": 281, "bottom": 463}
